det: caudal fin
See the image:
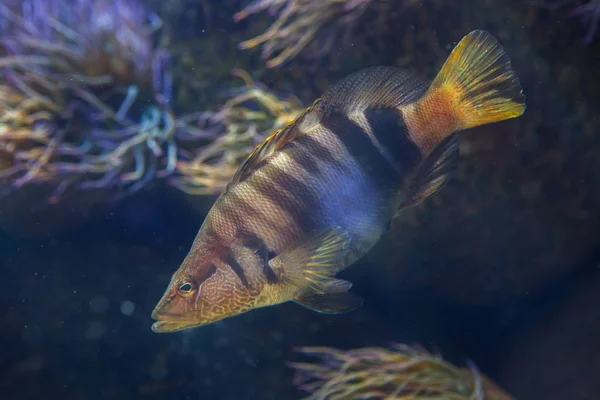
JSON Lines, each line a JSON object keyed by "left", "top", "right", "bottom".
{"left": 431, "top": 30, "right": 526, "bottom": 130}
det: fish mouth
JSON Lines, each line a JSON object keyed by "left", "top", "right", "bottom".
{"left": 151, "top": 311, "right": 200, "bottom": 333}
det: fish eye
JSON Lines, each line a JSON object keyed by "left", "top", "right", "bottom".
{"left": 177, "top": 280, "right": 196, "bottom": 297}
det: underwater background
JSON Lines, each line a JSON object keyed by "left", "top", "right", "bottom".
{"left": 1, "top": 0, "right": 600, "bottom": 399}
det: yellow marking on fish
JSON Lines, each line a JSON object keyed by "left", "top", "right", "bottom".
{"left": 401, "top": 30, "right": 525, "bottom": 154}
{"left": 399, "top": 90, "right": 458, "bottom": 154}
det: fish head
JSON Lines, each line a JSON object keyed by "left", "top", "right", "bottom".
{"left": 151, "top": 238, "right": 267, "bottom": 332}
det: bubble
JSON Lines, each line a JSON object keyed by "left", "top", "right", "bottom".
{"left": 84, "top": 320, "right": 106, "bottom": 340}
{"left": 120, "top": 300, "right": 135, "bottom": 316}
{"left": 89, "top": 295, "right": 109, "bottom": 313}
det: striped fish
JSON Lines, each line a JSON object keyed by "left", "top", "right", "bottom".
{"left": 152, "top": 30, "right": 526, "bottom": 332}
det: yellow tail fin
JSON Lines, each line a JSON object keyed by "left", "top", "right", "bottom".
{"left": 431, "top": 30, "right": 526, "bottom": 130}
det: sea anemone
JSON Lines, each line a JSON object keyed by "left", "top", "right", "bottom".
{"left": 0, "top": 0, "right": 176, "bottom": 202}
{"left": 170, "top": 69, "right": 304, "bottom": 195}
{"left": 234, "top": 0, "right": 375, "bottom": 68}
{"left": 289, "top": 344, "right": 514, "bottom": 400}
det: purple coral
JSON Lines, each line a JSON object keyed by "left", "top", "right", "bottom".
{"left": 0, "top": 0, "right": 177, "bottom": 200}
{"left": 0, "top": 0, "right": 166, "bottom": 89}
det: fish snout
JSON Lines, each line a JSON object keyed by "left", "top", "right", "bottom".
{"left": 150, "top": 288, "right": 192, "bottom": 332}
{"left": 150, "top": 309, "right": 196, "bottom": 333}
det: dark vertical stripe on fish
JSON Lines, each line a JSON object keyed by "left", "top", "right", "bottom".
{"left": 200, "top": 220, "right": 218, "bottom": 242}
{"left": 285, "top": 141, "right": 322, "bottom": 176}
{"left": 198, "top": 263, "right": 218, "bottom": 284}
{"left": 228, "top": 191, "right": 282, "bottom": 236}
{"left": 226, "top": 252, "right": 249, "bottom": 287}
{"left": 262, "top": 260, "right": 278, "bottom": 283}
{"left": 237, "top": 231, "right": 278, "bottom": 283}
{"left": 212, "top": 197, "right": 243, "bottom": 236}
{"left": 322, "top": 110, "right": 399, "bottom": 184}
{"left": 363, "top": 108, "right": 422, "bottom": 173}
{"left": 291, "top": 135, "right": 353, "bottom": 176}
{"left": 253, "top": 165, "right": 321, "bottom": 230}
{"left": 216, "top": 192, "right": 260, "bottom": 236}
{"left": 238, "top": 231, "right": 270, "bottom": 257}
{"left": 229, "top": 192, "right": 261, "bottom": 220}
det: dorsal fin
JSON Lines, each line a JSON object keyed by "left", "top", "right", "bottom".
{"left": 315, "top": 66, "right": 427, "bottom": 114}
{"left": 224, "top": 103, "right": 319, "bottom": 192}
{"left": 225, "top": 67, "right": 428, "bottom": 192}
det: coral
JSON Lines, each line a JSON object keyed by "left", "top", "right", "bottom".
{"left": 0, "top": 0, "right": 182, "bottom": 202}
{"left": 170, "top": 69, "right": 304, "bottom": 195}
{"left": 290, "top": 345, "right": 514, "bottom": 400}
{"left": 234, "top": 0, "right": 374, "bottom": 68}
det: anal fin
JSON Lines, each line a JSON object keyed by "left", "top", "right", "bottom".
{"left": 397, "top": 133, "right": 459, "bottom": 213}
{"left": 269, "top": 226, "right": 351, "bottom": 294}
{"left": 294, "top": 291, "right": 363, "bottom": 314}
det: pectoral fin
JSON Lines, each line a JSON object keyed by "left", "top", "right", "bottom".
{"left": 396, "top": 133, "right": 459, "bottom": 215}
{"left": 268, "top": 226, "right": 363, "bottom": 313}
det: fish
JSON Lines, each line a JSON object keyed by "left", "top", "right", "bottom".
{"left": 151, "top": 30, "right": 526, "bottom": 333}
